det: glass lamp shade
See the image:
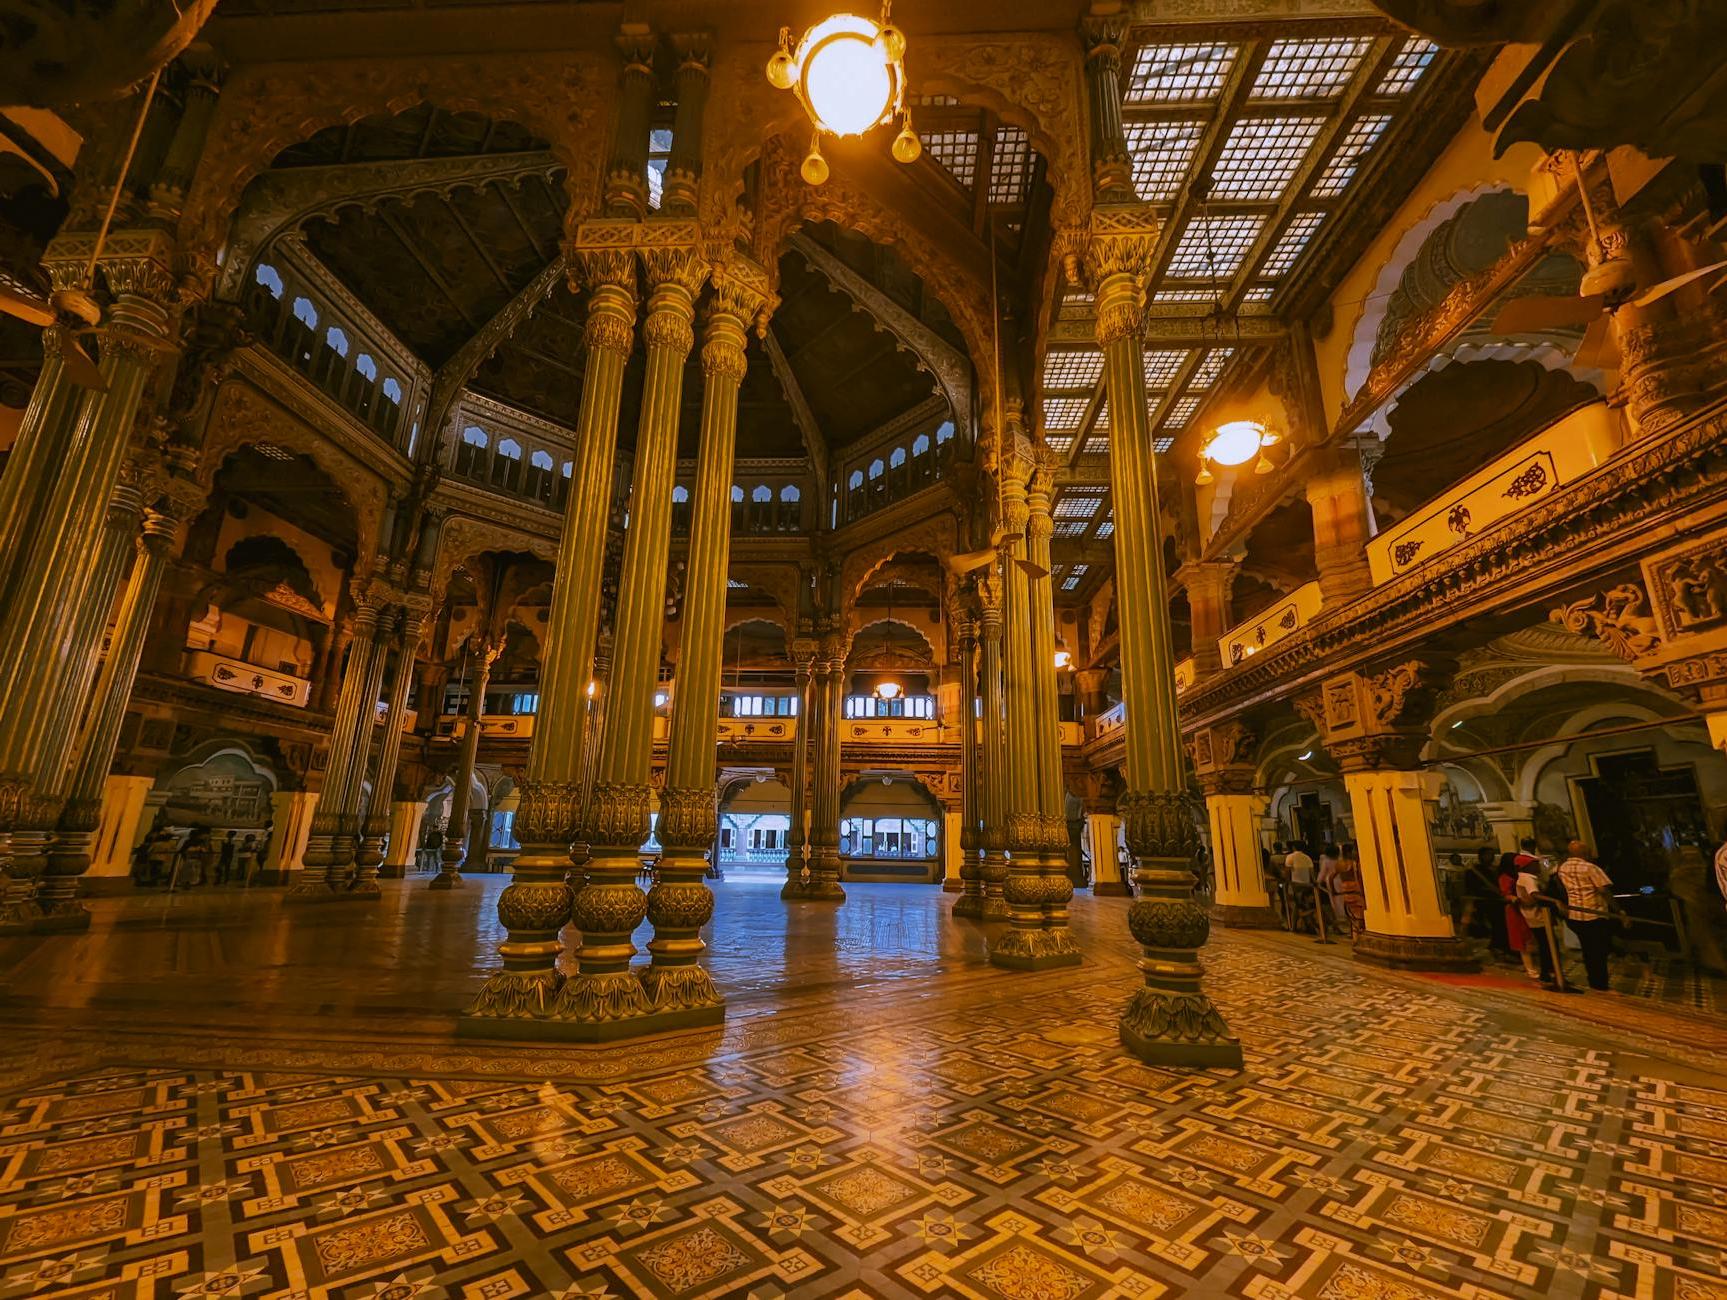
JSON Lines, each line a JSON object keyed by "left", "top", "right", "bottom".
{"left": 1203, "top": 419, "right": 1267, "bottom": 467}
{"left": 874, "top": 679, "right": 903, "bottom": 701}
{"left": 1053, "top": 649, "right": 1073, "bottom": 670}
{"left": 797, "top": 14, "right": 896, "bottom": 136}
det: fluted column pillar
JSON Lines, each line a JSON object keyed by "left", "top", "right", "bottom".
{"left": 803, "top": 637, "right": 847, "bottom": 901}
{"left": 432, "top": 638, "right": 499, "bottom": 891}
{"left": 952, "top": 612, "right": 985, "bottom": 917}
{"left": 1177, "top": 561, "right": 1236, "bottom": 680}
{"left": 38, "top": 501, "right": 184, "bottom": 927}
{"left": 991, "top": 443, "right": 1080, "bottom": 969}
{"left": 0, "top": 254, "right": 178, "bottom": 922}
{"left": 662, "top": 37, "right": 711, "bottom": 214}
{"left": 976, "top": 577, "right": 1011, "bottom": 920}
{"left": 467, "top": 248, "right": 637, "bottom": 1025}
{"left": 781, "top": 638, "right": 816, "bottom": 898}
{"left": 355, "top": 609, "right": 425, "bottom": 895}
{"left": 293, "top": 598, "right": 386, "bottom": 899}
{"left": 553, "top": 238, "right": 708, "bottom": 1028}
{"left": 604, "top": 32, "right": 658, "bottom": 218}
{"left": 648, "top": 258, "right": 766, "bottom": 1016}
{"left": 1088, "top": 208, "right": 1241, "bottom": 1066}
{"left": 1026, "top": 459, "right": 1081, "bottom": 945}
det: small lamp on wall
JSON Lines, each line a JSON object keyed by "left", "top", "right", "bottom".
{"left": 1195, "top": 419, "right": 1280, "bottom": 484}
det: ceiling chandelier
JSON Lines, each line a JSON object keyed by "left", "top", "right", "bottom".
{"left": 767, "top": 3, "right": 921, "bottom": 185}
{"left": 1195, "top": 419, "right": 1279, "bottom": 485}
{"left": 872, "top": 591, "right": 903, "bottom": 701}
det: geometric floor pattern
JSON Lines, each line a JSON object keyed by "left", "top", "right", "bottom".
{"left": 3, "top": 885, "right": 1726, "bottom": 1298}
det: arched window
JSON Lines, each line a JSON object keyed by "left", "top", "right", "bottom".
{"left": 846, "top": 468, "right": 866, "bottom": 521}
{"left": 355, "top": 353, "right": 379, "bottom": 381}
{"left": 493, "top": 437, "right": 522, "bottom": 490}
{"left": 731, "top": 483, "right": 745, "bottom": 530}
{"left": 912, "top": 433, "right": 930, "bottom": 456}
{"left": 456, "top": 425, "right": 488, "bottom": 478}
{"left": 889, "top": 446, "right": 907, "bottom": 468}
{"left": 671, "top": 484, "right": 691, "bottom": 534}
{"left": 848, "top": 470, "right": 864, "bottom": 489}
{"left": 524, "top": 448, "right": 555, "bottom": 501}
{"left": 777, "top": 483, "right": 801, "bottom": 530}
{"left": 936, "top": 419, "right": 955, "bottom": 444}
{"left": 381, "top": 376, "right": 402, "bottom": 403}
{"left": 254, "top": 264, "right": 285, "bottom": 299}
{"left": 324, "top": 326, "right": 350, "bottom": 357}
{"left": 749, "top": 483, "right": 773, "bottom": 532}
{"left": 868, "top": 459, "right": 885, "bottom": 480}
{"left": 556, "top": 460, "right": 573, "bottom": 509}
{"left": 292, "top": 297, "right": 318, "bottom": 328}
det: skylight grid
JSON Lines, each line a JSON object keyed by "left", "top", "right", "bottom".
{"left": 1313, "top": 115, "right": 1391, "bottom": 197}
{"left": 1243, "top": 285, "right": 1276, "bottom": 302}
{"left": 1378, "top": 38, "right": 1437, "bottom": 94}
{"left": 1210, "top": 116, "right": 1325, "bottom": 201}
{"left": 1055, "top": 521, "right": 1091, "bottom": 539}
{"left": 1042, "top": 350, "right": 1104, "bottom": 389}
{"left": 1081, "top": 435, "right": 1110, "bottom": 457}
{"left": 1093, "top": 400, "right": 1110, "bottom": 430}
{"left": 988, "top": 126, "right": 1032, "bottom": 205}
{"left": 1044, "top": 397, "right": 1089, "bottom": 431}
{"left": 1053, "top": 490, "right": 1105, "bottom": 519}
{"left": 1045, "top": 434, "right": 1075, "bottom": 454}
{"left": 1166, "top": 214, "right": 1266, "bottom": 277}
{"left": 1124, "top": 119, "right": 1204, "bottom": 201}
{"left": 1260, "top": 212, "right": 1327, "bottom": 277}
{"left": 1251, "top": 37, "right": 1372, "bottom": 99}
{"left": 1189, "top": 347, "right": 1235, "bottom": 390}
{"left": 924, "top": 130, "right": 979, "bottom": 189}
{"left": 1061, "top": 571, "right": 1086, "bottom": 590}
{"left": 1165, "top": 396, "right": 1202, "bottom": 428}
{"left": 1153, "top": 288, "right": 1221, "bottom": 304}
{"left": 1143, "top": 349, "right": 1189, "bottom": 389}
{"left": 1153, "top": 436, "right": 1177, "bottom": 453}
{"left": 1126, "top": 43, "right": 1236, "bottom": 104}
{"left": 1095, "top": 518, "right": 1116, "bottom": 539}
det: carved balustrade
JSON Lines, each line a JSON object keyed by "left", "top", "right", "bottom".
{"left": 1219, "top": 581, "right": 1324, "bottom": 671}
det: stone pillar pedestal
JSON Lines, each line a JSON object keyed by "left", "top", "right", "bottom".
{"left": 1087, "top": 812, "right": 1127, "bottom": 895}
{"left": 1341, "top": 764, "right": 1478, "bottom": 971}
{"left": 87, "top": 775, "right": 156, "bottom": 887}
{"left": 261, "top": 791, "right": 317, "bottom": 885}
{"left": 380, "top": 800, "right": 427, "bottom": 878}
{"left": 1204, "top": 790, "right": 1280, "bottom": 927}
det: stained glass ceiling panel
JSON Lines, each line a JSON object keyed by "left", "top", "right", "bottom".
{"left": 1250, "top": 37, "right": 1372, "bottom": 100}
{"left": 1126, "top": 42, "right": 1238, "bottom": 105}
{"left": 1210, "top": 116, "right": 1326, "bottom": 201}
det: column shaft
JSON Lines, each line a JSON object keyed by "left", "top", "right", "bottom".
{"left": 977, "top": 592, "right": 1010, "bottom": 919}
{"left": 803, "top": 644, "right": 846, "bottom": 900}
{"left": 556, "top": 246, "right": 707, "bottom": 1025}
{"left": 432, "top": 641, "right": 496, "bottom": 890}
{"left": 470, "top": 252, "right": 636, "bottom": 1021}
{"left": 781, "top": 650, "right": 814, "bottom": 898}
{"left": 1204, "top": 789, "right": 1278, "bottom": 925}
{"left": 295, "top": 605, "right": 384, "bottom": 898}
{"left": 356, "top": 615, "right": 421, "bottom": 895}
{"left": 952, "top": 620, "right": 984, "bottom": 917}
{"left": 648, "top": 270, "right": 762, "bottom": 1014}
{"left": 1090, "top": 216, "right": 1240, "bottom": 1067}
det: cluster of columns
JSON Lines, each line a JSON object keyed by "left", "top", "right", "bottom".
{"left": 783, "top": 632, "right": 845, "bottom": 901}
{"left": 950, "top": 571, "right": 1015, "bottom": 923}
{"left": 464, "top": 226, "right": 770, "bottom": 1039}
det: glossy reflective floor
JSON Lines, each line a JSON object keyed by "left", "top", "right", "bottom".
{"left": 2, "top": 880, "right": 1725, "bottom": 1298}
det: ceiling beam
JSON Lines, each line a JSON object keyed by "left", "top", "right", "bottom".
{"left": 789, "top": 231, "right": 973, "bottom": 428}
{"left": 376, "top": 205, "right": 484, "bottom": 333}
{"left": 763, "top": 322, "right": 831, "bottom": 513}
{"left": 446, "top": 199, "right": 517, "bottom": 295}
{"left": 424, "top": 252, "right": 568, "bottom": 459}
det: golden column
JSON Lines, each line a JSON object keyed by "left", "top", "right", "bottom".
{"left": 1087, "top": 207, "right": 1240, "bottom": 1066}
{"left": 976, "top": 573, "right": 1011, "bottom": 920}
{"left": 40, "top": 478, "right": 199, "bottom": 926}
{"left": 781, "top": 636, "right": 817, "bottom": 898}
{"left": 293, "top": 593, "right": 387, "bottom": 899}
{"left": 803, "top": 632, "right": 848, "bottom": 901}
{"left": 554, "top": 234, "right": 708, "bottom": 1028}
{"left": 355, "top": 607, "right": 428, "bottom": 896}
{"left": 432, "top": 635, "right": 500, "bottom": 891}
{"left": 951, "top": 608, "right": 984, "bottom": 918}
{"left": 990, "top": 438, "right": 1079, "bottom": 969}
{"left": 0, "top": 249, "right": 178, "bottom": 925}
{"left": 650, "top": 259, "right": 768, "bottom": 1014}
{"left": 468, "top": 247, "right": 637, "bottom": 1024}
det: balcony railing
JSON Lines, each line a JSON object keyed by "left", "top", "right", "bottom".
{"left": 435, "top": 714, "right": 537, "bottom": 740}
{"left": 1095, "top": 701, "right": 1126, "bottom": 736}
{"left": 842, "top": 716, "right": 944, "bottom": 743}
{"left": 1367, "top": 400, "right": 1621, "bottom": 586}
{"left": 1220, "top": 580, "right": 1324, "bottom": 669}
{"left": 189, "top": 651, "right": 310, "bottom": 707}
{"left": 1174, "top": 658, "right": 1196, "bottom": 697}
{"left": 718, "top": 717, "right": 795, "bottom": 742}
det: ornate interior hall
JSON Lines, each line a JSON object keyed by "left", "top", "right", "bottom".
{"left": 4, "top": 0, "right": 1727, "bottom": 1296}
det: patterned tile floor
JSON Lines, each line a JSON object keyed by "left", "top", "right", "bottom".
{"left": 2, "top": 880, "right": 1725, "bottom": 1298}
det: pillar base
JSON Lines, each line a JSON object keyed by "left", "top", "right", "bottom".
{"left": 1210, "top": 902, "right": 1282, "bottom": 929}
{"left": 989, "top": 928, "right": 1082, "bottom": 971}
{"left": 952, "top": 894, "right": 983, "bottom": 919}
{"left": 1121, "top": 1022, "right": 1245, "bottom": 1069}
{"left": 941, "top": 879, "right": 964, "bottom": 893}
{"left": 33, "top": 903, "right": 92, "bottom": 933}
{"left": 284, "top": 883, "right": 336, "bottom": 904}
{"left": 427, "top": 871, "right": 464, "bottom": 891}
{"left": 458, "top": 1000, "right": 725, "bottom": 1042}
{"left": 1352, "top": 931, "right": 1480, "bottom": 973}
{"left": 1093, "top": 881, "right": 1132, "bottom": 897}
{"left": 0, "top": 903, "right": 43, "bottom": 935}
{"left": 1119, "top": 988, "right": 1243, "bottom": 1069}
{"left": 981, "top": 897, "right": 1011, "bottom": 921}
{"left": 795, "top": 881, "right": 845, "bottom": 902}
{"left": 377, "top": 864, "right": 407, "bottom": 880}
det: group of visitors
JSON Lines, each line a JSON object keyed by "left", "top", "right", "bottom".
{"left": 1266, "top": 841, "right": 1366, "bottom": 935}
{"left": 131, "top": 826, "right": 266, "bottom": 889}
{"left": 1495, "top": 838, "right": 1625, "bottom": 993}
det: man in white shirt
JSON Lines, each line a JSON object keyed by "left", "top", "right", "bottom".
{"left": 1558, "top": 840, "right": 1617, "bottom": 992}
{"left": 1516, "top": 860, "right": 1563, "bottom": 989}
{"left": 1285, "top": 842, "right": 1315, "bottom": 886}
